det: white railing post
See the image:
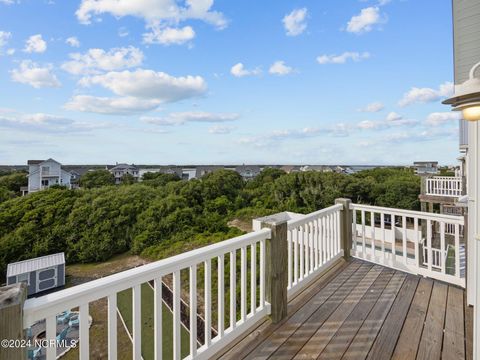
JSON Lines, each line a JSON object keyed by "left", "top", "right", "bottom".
{"left": 335, "top": 198, "right": 352, "bottom": 260}
{"left": 0, "top": 283, "right": 27, "bottom": 360}
{"left": 261, "top": 219, "right": 288, "bottom": 323}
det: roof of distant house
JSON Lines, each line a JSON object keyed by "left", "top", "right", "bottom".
{"left": 7, "top": 252, "right": 65, "bottom": 277}
{"left": 110, "top": 163, "right": 139, "bottom": 171}
{"left": 27, "top": 158, "right": 61, "bottom": 165}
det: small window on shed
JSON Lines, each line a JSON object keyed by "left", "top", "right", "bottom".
{"left": 17, "top": 273, "right": 29, "bottom": 285}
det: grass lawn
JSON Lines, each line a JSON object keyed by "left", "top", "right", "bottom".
{"left": 117, "top": 283, "right": 190, "bottom": 360}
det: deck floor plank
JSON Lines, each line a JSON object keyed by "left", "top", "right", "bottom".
{"left": 292, "top": 266, "right": 385, "bottom": 359}
{"left": 243, "top": 261, "right": 367, "bottom": 360}
{"left": 316, "top": 268, "right": 395, "bottom": 360}
{"left": 267, "top": 264, "right": 375, "bottom": 360}
{"left": 218, "top": 259, "right": 469, "bottom": 360}
{"left": 416, "top": 281, "right": 448, "bottom": 360}
{"left": 216, "top": 259, "right": 350, "bottom": 360}
{"left": 443, "top": 286, "right": 465, "bottom": 360}
{"left": 391, "top": 278, "right": 434, "bottom": 360}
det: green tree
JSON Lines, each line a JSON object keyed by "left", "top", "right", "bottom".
{"left": 79, "top": 170, "right": 115, "bottom": 189}
{"left": 0, "top": 172, "right": 27, "bottom": 194}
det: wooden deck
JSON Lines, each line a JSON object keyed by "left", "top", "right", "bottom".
{"left": 216, "top": 259, "right": 473, "bottom": 360}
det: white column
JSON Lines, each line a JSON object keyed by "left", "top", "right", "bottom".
{"left": 472, "top": 120, "right": 480, "bottom": 359}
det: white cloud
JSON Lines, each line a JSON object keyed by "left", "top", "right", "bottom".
{"left": 386, "top": 111, "right": 402, "bottom": 121}
{"left": 142, "top": 111, "right": 239, "bottom": 126}
{"left": 269, "top": 60, "right": 294, "bottom": 76}
{"left": 0, "top": 112, "right": 106, "bottom": 133}
{"left": 65, "top": 95, "right": 162, "bottom": 115}
{"left": 283, "top": 8, "right": 307, "bottom": 36}
{"left": 358, "top": 101, "right": 384, "bottom": 112}
{"left": 24, "top": 34, "right": 47, "bottom": 53}
{"left": 76, "top": 0, "right": 227, "bottom": 29}
{"left": 230, "top": 63, "right": 261, "bottom": 77}
{"left": 62, "top": 46, "right": 144, "bottom": 75}
{"left": 10, "top": 60, "right": 61, "bottom": 88}
{"left": 317, "top": 51, "right": 370, "bottom": 64}
{"left": 398, "top": 81, "right": 454, "bottom": 107}
{"left": 66, "top": 36, "right": 80, "bottom": 47}
{"left": 118, "top": 27, "right": 129, "bottom": 37}
{"left": 346, "top": 6, "right": 383, "bottom": 34}
{"left": 143, "top": 25, "right": 195, "bottom": 45}
{"left": 79, "top": 69, "right": 207, "bottom": 102}
{"left": 209, "top": 125, "right": 234, "bottom": 134}
{"left": 426, "top": 112, "right": 461, "bottom": 126}
{"left": 0, "top": 0, "right": 15, "bottom": 5}
{"left": 0, "top": 31, "right": 11, "bottom": 49}
{"left": 6, "top": 48, "right": 15, "bottom": 55}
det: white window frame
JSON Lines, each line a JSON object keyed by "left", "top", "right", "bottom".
{"left": 17, "top": 273, "right": 30, "bottom": 285}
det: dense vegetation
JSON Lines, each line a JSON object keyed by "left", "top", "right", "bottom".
{"left": 0, "top": 167, "right": 420, "bottom": 277}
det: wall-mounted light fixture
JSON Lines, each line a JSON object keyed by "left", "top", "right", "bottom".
{"left": 443, "top": 61, "right": 480, "bottom": 121}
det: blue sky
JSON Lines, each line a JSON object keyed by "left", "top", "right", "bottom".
{"left": 0, "top": 0, "right": 460, "bottom": 165}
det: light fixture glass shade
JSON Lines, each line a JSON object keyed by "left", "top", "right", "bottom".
{"left": 462, "top": 105, "right": 480, "bottom": 121}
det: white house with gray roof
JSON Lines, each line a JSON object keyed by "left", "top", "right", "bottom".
{"left": 26, "top": 158, "right": 72, "bottom": 194}
{"left": 109, "top": 163, "right": 139, "bottom": 184}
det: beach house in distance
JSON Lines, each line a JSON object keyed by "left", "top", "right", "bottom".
{"left": 23, "top": 159, "right": 73, "bottom": 195}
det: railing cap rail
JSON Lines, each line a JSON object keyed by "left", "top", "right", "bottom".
{"left": 23, "top": 228, "right": 271, "bottom": 326}
{"left": 350, "top": 203, "right": 464, "bottom": 224}
{"left": 287, "top": 204, "right": 343, "bottom": 229}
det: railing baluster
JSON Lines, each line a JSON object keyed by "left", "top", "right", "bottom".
{"left": 173, "top": 271, "right": 181, "bottom": 359}
{"left": 427, "top": 219, "right": 432, "bottom": 272}
{"left": 260, "top": 238, "right": 265, "bottom": 308}
{"left": 370, "top": 211, "right": 375, "bottom": 260}
{"left": 414, "top": 218, "right": 419, "bottom": 271}
{"left": 250, "top": 244, "right": 256, "bottom": 315}
{"left": 299, "top": 225, "right": 304, "bottom": 281}
{"left": 79, "top": 303, "right": 90, "bottom": 360}
{"left": 309, "top": 221, "right": 314, "bottom": 273}
{"left": 402, "top": 215, "right": 407, "bottom": 265}
{"left": 336, "top": 210, "right": 341, "bottom": 256}
{"left": 189, "top": 267, "right": 197, "bottom": 357}
{"left": 108, "top": 294, "right": 117, "bottom": 360}
{"left": 45, "top": 315, "right": 56, "bottom": 360}
{"left": 314, "top": 219, "right": 319, "bottom": 269}
{"left": 230, "top": 250, "right": 236, "bottom": 329}
{"left": 455, "top": 223, "right": 460, "bottom": 278}
{"left": 353, "top": 209, "right": 357, "bottom": 255}
{"left": 204, "top": 259, "right": 212, "bottom": 347}
{"left": 287, "top": 230, "right": 292, "bottom": 289}
{"left": 133, "top": 286, "right": 141, "bottom": 360}
{"left": 240, "top": 247, "right": 247, "bottom": 322}
{"left": 154, "top": 278, "right": 162, "bottom": 360}
{"left": 218, "top": 254, "right": 225, "bottom": 337}
{"left": 324, "top": 215, "right": 329, "bottom": 261}
{"left": 293, "top": 228, "right": 298, "bottom": 284}
{"left": 329, "top": 214, "right": 334, "bottom": 259}
{"left": 361, "top": 210, "right": 366, "bottom": 259}
{"left": 391, "top": 214, "right": 396, "bottom": 262}
{"left": 303, "top": 224, "right": 309, "bottom": 276}
{"left": 440, "top": 222, "right": 446, "bottom": 274}
{"left": 380, "top": 212, "right": 385, "bottom": 263}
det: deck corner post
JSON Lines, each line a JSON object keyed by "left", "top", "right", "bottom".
{"left": 261, "top": 219, "right": 288, "bottom": 323}
{"left": 0, "top": 283, "right": 27, "bottom": 360}
{"left": 335, "top": 198, "right": 352, "bottom": 260}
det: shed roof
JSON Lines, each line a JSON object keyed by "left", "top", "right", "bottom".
{"left": 7, "top": 253, "right": 65, "bottom": 277}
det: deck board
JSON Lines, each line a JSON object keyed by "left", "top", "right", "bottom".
{"left": 391, "top": 278, "right": 433, "bottom": 360}
{"left": 416, "top": 281, "right": 448, "bottom": 360}
{"left": 218, "top": 258, "right": 470, "bottom": 360}
{"left": 443, "top": 286, "right": 465, "bottom": 360}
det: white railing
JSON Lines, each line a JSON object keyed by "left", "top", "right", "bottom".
{"left": 286, "top": 204, "right": 343, "bottom": 299}
{"left": 350, "top": 203, "right": 465, "bottom": 287}
{"left": 426, "top": 176, "right": 463, "bottom": 197}
{"left": 22, "top": 229, "right": 271, "bottom": 360}
{"left": 421, "top": 238, "right": 444, "bottom": 270}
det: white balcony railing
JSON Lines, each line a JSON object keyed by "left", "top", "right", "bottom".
{"left": 350, "top": 203, "right": 465, "bottom": 287}
{"left": 286, "top": 204, "right": 343, "bottom": 299}
{"left": 16, "top": 202, "right": 466, "bottom": 360}
{"left": 23, "top": 230, "right": 272, "bottom": 360}
{"left": 425, "top": 176, "right": 463, "bottom": 197}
